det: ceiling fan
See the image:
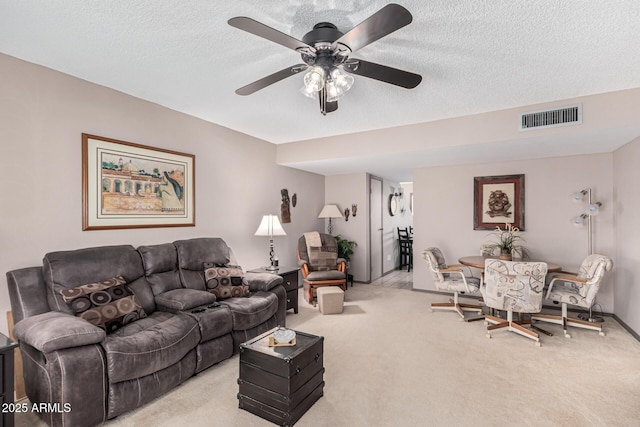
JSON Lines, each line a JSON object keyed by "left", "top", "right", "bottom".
{"left": 228, "top": 3, "right": 422, "bottom": 115}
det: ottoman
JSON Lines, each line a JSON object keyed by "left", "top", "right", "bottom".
{"left": 317, "top": 287, "right": 344, "bottom": 314}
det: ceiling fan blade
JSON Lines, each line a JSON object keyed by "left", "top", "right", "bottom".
{"left": 228, "top": 17, "right": 315, "bottom": 56}
{"left": 333, "top": 4, "right": 413, "bottom": 53}
{"left": 236, "top": 64, "right": 307, "bottom": 96}
{"left": 344, "top": 59, "right": 422, "bottom": 89}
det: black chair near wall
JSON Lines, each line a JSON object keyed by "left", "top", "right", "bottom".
{"left": 397, "top": 227, "right": 413, "bottom": 271}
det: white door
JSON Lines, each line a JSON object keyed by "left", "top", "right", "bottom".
{"left": 370, "top": 176, "right": 383, "bottom": 282}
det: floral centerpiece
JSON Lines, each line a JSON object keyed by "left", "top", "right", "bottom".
{"left": 488, "top": 223, "right": 523, "bottom": 260}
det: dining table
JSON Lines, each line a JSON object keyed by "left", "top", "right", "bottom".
{"left": 458, "top": 255, "right": 562, "bottom": 273}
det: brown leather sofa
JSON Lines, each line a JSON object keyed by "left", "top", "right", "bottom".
{"left": 6, "top": 237, "right": 286, "bottom": 426}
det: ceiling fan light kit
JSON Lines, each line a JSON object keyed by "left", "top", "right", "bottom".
{"left": 228, "top": 4, "right": 422, "bottom": 115}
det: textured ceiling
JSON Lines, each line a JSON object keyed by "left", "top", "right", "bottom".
{"left": 1, "top": 1, "right": 640, "bottom": 180}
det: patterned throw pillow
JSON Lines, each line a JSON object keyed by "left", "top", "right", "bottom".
{"left": 203, "top": 263, "right": 250, "bottom": 299}
{"left": 60, "top": 276, "right": 147, "bottom": 333}
{"left": 308, "top": 246, "right": 338, "bottom": 271}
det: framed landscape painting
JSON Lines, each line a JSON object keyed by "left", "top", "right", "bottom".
{"left": 82, "top": 134, "right": 195, "bottom": 230}
{"left": 473, "top": 174, "right": 524, "bottom": 231}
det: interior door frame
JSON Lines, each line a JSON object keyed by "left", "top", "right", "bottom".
{"left": 369, "top": 175, "right": 383, "bottom": 283}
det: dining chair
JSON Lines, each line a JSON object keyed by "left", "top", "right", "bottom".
{"left": 531, "top": 254, "right": 613, "bottom": 338}
{"left": 422, "top": 247, "right": 482, "bottom": 321}
{"left": 480, "top": 244, "right": 497, "bottom": 256}
{"left": 482, "top": 259, "right": 548, "bottom": 346}
{"left": 397, "top": 227, "right": 413, "bottom": 271}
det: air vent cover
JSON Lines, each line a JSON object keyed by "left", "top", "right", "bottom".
{"left": 519, "top": 104, "right": 582, "bottom": 131}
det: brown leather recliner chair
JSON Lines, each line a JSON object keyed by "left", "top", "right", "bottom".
{"left": 297, "top": 232, "right": 347, "bottom": 305}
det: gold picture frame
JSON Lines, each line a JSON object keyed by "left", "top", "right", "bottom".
{"left": 82, "top": 134, "right": 195, "bottom": 230}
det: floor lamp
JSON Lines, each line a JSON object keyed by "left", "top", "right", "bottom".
{"left": 571, "top": 188, "right": 604, "bottom": 322}
{"left": 255, "top": 214, "right": 286, "bottom": 271}
{"left": 318, "top": 204, "right": 343, "bottom": 235}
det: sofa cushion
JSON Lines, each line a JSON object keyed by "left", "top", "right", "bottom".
{"left": 204, "top": 264, "right": 250, "bottom": 299}
{"left": 219, "top": 291, "right": 279, "bottom": 331}
{"left": 186, "top": 305, "right": 233, "bottom": 342}
{"left": 43, "top": 245, "right": 146, "bottom": 313}
{"left": 137, "top": 243, "right": 182, "bottom": 295}
{"left": 155, "top": 289, "right": 216, "bottom": 311}
{"left": 59, "top": 276, "right": 147, "bottom": 333}
{"left": 174, "top": 238, "right": 230, "bottom": 290}
{"left": 102, "top": 311, "right": 200, "bottom": 383}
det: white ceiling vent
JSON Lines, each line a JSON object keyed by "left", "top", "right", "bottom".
{"left": 519, "top": 104, "right": 582, "bottom": 131}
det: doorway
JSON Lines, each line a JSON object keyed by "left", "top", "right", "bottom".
{"left": 369, "top": 176, "right": 383, "bottom": 282}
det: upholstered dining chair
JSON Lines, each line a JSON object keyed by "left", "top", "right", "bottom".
{"left": 422, "top": 247, "right": 482, "bottom": 321}
{"left": 482, "top": 259, "right": 548, "bottom": 345}
{"left": 531, "top": 254, "right": 613, "bottom": 338}
{"left": 297, "top": 232, "right": 347, "bottom": 305}
{"left": 480, "top": 244, "right": 498, "bottom": 256}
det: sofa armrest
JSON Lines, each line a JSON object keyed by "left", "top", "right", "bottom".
{"left": 13, "top": 311, "right": 106, "bottom": 353}
{"left": 155, "top": 288, "right": 216, "bottom": 311}
{"left": 245, "top": 272, "right": 283, "bottom": 292}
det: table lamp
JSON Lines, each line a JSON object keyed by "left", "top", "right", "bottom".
{"left": 318, "top": 204, "right": 343, "bottom": 235}
{"left": 255, "top": 214, "right": 286, "bottom": 270}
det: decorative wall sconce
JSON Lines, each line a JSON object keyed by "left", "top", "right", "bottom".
{"left": 570, "top": 188, "right": 603, "bottom": 255}
{"left": 352, "top": 204, "right": 357, "bottom": 217}
{"left": 344, "top": 208, "right": 350, "bottom": 221}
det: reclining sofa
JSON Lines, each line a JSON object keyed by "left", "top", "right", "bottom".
{"left": 6, "top": 237, "right": 286, "bottom": 426}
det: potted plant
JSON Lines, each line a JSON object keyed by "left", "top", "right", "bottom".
{"left": 335, "top": 235, "right": 357, "bottom": 268}
{"left": 487, "top": 223, "right": 523, "bottom": 260}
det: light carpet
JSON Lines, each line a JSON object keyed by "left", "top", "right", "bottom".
{"left": 16, "top": 282, "right": 640, "bottom": 427}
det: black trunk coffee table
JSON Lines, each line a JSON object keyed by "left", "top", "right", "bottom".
{"left": 238, "top": 327, "right": 324, "bottom": 426}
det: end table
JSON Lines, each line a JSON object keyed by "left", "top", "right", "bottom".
{"left": 1, "top": 333, "right": 19, "bottom": 427}
{"left": 249, "top": 266, "right": 300, "bottom": 314}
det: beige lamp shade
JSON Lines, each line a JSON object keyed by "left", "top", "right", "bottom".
{"left": 318, "top": 204, "right": 343, "bottom": 235}
{"left": 318, "top": 204, "right": 343, "bottom": 219}
{"left": 254, "top": 214, "right": 286, "bottom": 237}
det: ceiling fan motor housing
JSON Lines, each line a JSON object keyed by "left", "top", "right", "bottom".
{"left": 302, "top": 22, "right": 344, "bottom": 45}
{"left": 301, "top": 23, "right": 347, "bottom": 67}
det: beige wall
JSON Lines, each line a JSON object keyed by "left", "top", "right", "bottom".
{"left": 324, "top": 174, "right": 368, "bottom": 281}
{"left": 324, "top": 174, "right": 413, "bottom": 282}
{"left": 613, "top": 137, "right": 640, "bottom": 332}
{"left": 412, "top": 153, "right": 616, "bottom": 312}
{"left": 0, "top": 53, "right": 325, "bottom": 336}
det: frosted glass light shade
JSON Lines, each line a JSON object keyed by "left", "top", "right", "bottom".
{"left": 571, "top": 214, "right": 587, "bottom": 228}
{"left": 303, "top": 66, "right": 325, "bottom": 93}
{"left": 326, "top": 68, "right": 354, "bottom": 102}
{"left": 570, "top": 190, "right": 588, "bottom": 202}
{"left": 254, "top": 214, "right": 286, "bottom": 237}
{"left": 300, "top": 84, "right": 319, "bottom": 99}
{"left": 586, "top": 202, "right": 602, "bottom": 216}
